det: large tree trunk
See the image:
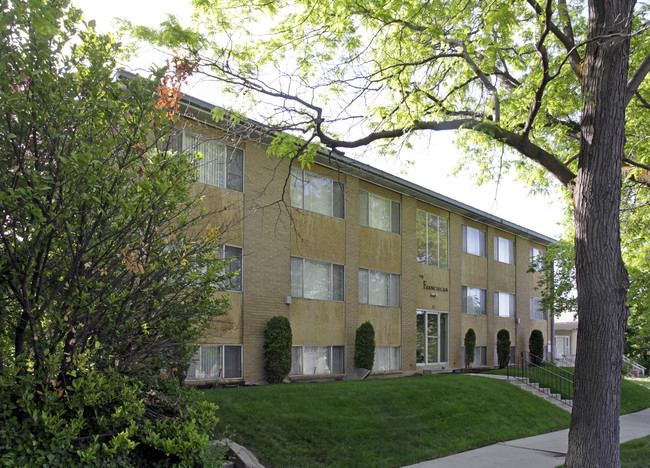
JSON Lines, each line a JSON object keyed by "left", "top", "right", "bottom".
{"left": 565, "top": 0, "right": 633, "bottom": 466}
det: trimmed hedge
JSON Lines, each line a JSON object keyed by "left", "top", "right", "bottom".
{"left": 529, "top": 329, "right": 544, "bottom": 365}
{"left": 496, "top": 329, "right": 511, "bottom": 368}
{"left": 354, "top": 321, "right": 376, "bottom": 370}
{"left": 263, "top": 316, "right": 293, "bottom": 383}
{"left": 464, "top": 328, "right": 476, "bottom": 369}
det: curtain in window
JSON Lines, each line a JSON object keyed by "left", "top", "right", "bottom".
{"left": 495, "top": 292, "right": 515, "bottom": 317}
{"left": 368, "top": 193, "right": 391, "bottom": 231}
{"left": 369, "top": 270, "right": 389, "bottom": 306}
{"left": 186, "top": 133, "right": 226, "bottom": 187}
{"left": 291, "top": 347, "right": 303, "bottom": 375}
{"left": 303, "top": 260, "right": 330, "bottom": 300}
{"left": 303, "top": 346, "right": 330, "bottom": 374}
{"left": 304, "top": 171, "right": 333, "bottom": 216}
{"left": 290, "top": 257, "right": 303, "bottom": 298}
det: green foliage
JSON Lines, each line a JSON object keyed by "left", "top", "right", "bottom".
{"left": 496, "top": 329, "right": 511, "bottom": 369}
{"left": 529, "top": 330, "right": 545, "bottom": 365}
{"left": 354, "top": 321, "right": 375, "bottom": 370}
{"left": 464, "top": 328, "right": 476, "bottom": 369}
{"left": 0, "top": 369, "right": 223, "bottom": 466}
{"left": 530, "top": 238, "right": 578, "bottom": 318}
{"left": 263, "top": 316, "right": 293, "bottom": 383}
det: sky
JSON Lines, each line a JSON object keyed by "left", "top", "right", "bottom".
{"left": 74, "top": 0, "right": 567, "bottom": 240}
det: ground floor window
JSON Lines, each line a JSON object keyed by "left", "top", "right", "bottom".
{"left": 373, "top": 346, "right": 401, "bottom": 371}
{"left": 291, "top": 345, "right": 345, "bottom": 375}
{"left": 186, "top": 344, "right": 242, "bottom": 381}
{"left": 416, "top": 310, "right": 449, "bottom": 365}
{"left": 556, "top": 336, "right": 570, "bottom": 356}
{"left": 462, "top": 345, "right": 487, "bottom": 367}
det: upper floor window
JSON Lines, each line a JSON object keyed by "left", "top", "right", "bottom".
{"left": 359, "top": 190, "right": 400, "bottom": 234}
{"left": 462, "top": 225, "right": 486, "bottom": 257}
{"left": 529, "top": 247, "right": 545, "bottom": 271}
{"left": 290, "top": 167, "right": 344, "bottom": 218}
{"left": 416, "top": 210, "right": 449, "bottom": 268}
{"left": 359, "top": 268, "right": 400, "bottom": 307}
{"left": 220, "top": 245, "right": 242, "bottom": 291}
{"left": 494, "top": 236, "right": 515, "bottom": 265}
{"left": 530, "top": 297, "right": 546, "bottom": 320}
{"left": 290, "top": 257, "right": 344, "bottom": 301}
{"left": 462, "top": 286, "right": 486, "bottom": 315}
{"left": 175, "top": 130, "right": 244, "bottom": 192}
{"left": 494, "top": 291, "right": 515, "bottom": 318}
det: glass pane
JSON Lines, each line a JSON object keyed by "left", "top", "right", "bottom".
{"left": 290, "top": 167, "right": 304, "bottom": 209}
{"left": 416, "top": 210, "right": 428, "bottom": 264}
{"left": 225, "top": 246, "right": 242, "bottom": 291}
{"left": 373, "top": 346, "right": 389, "bottom": 372}
{"left": 186, "top": 349, "right": 201, "bottom": 380}
{"left": 427, "top": 314, "right": 438, "bottom": 338}
{"left": 291, "top": 346, "right": 302, "bottom": 375}
{"left": 498, "top": 237, "right": 513, "bottom": 264}
{"left": 223, "top": 345, "right": 242, "bottom": 378}
{"left": 427, "top": 214, "right": 438, "bottom": 266}
{"left": 389, "top": 274, "right": 400, "bottom": 307}
{"left": 332, "top": 264, "right": 344, "bottom": 301}
{"left": 332, "top": 346, "right": 345, "bottom": 374}
{"left": 497, "top": 292, "right": 511, "bottom": 317}
{"left": 359, "top": 190, "right": 369, "bottom": 226}
{"left": 390, "top": 346, "right": 401, "bottom": 370}
{"left": 369, "top": 270, "right": 389, "bottom": 306}
{"left": 304, "top": 260, "right": 330, "bottom": 300}
{"left": 368, "top": 193, "right": 390, "bottom": 231}
{"left": 416, "top": 311, "right": 425, "bottom": 364}
{"left": 304, "top": 171, "right": 332, "bottom": 216}
{"left": 200, "top": 345, "right": 221, "bottom": 380}
{"left": 358, "top": 269, "right": 368, "bottom": 304}
{"left": 226, "top": 147, "right": 243, "bottom": 192}
{"left": 290, "top": 257, "right": 303, "bottom": 298}
{"left": 466, "top": 227, "right": 483, "bottom": 256}
{"left": 439, "top": 314, "right": 448, "bottom": 362}
{"left": 333, "top": 181, "right": 345, "bottom": 219}
{"left": 427, "top": 336, "right": 438, "bottom": 363}
{"left": 467, "top": 287, "right": 483, "bottom": 315}
{"left": 391, "top": 200, "right": 401, "bottom": 234}
{"left": 303, "top": 346, "right": 330, "bottom": 374}
{"left": 438, "top": 218, "right": 449, "bottom": 268}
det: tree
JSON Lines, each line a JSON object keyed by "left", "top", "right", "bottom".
{"left": 529, "top": 329, "right": 545, "bottom": 366}
{"left": 464, "top": 328, "right": 476, "bottom": 369}
{"left": 354, "top": 321, "right": 375, "bottom": 370}
{"left": 496, "top": 329, "right": 511, "bottom": 369}
{"left": 263, "top": 316, "right": 293, "bottom": 383}
{"left": 0, "top": 1, "right": 231, "bottom": 463}
{"left": 133, "top": 0, "right": 650, "bottom": 464}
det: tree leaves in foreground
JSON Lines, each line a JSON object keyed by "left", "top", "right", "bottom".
{"left": 128, "top": 0, "right": 650, "bottom": 465}
{"left": 0, "top": 1, "right": 230, "bottom": 464}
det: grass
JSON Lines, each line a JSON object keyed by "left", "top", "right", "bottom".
{"left": 626, "top": 376, "right": 650, "bottom": 390}
{"left": 199, "top": 374, "right": 571, "bottom": 468}
{"left": 621, "top": 435, "right": 650, "bottom": 468}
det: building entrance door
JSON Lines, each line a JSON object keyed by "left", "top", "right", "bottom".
{"left": 416, "top": 310, "right": 449, "bottom": 365}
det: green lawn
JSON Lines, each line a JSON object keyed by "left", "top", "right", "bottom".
{"left": 199, "top": 374, "right": 571, "bottom": 468}
{"left": 621, "top": 435, "right": 650, "bottom": 468}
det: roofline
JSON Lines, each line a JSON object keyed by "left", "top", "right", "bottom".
{"left": 115, "top": 69, "right": 556, "bottom": 245}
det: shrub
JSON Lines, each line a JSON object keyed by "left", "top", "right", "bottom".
{"left": 496, "top": 329, "right": 512, "bottom": 368}
{"left": 464, "top": 328, "right": 476, "bottom": 369}
{"left": 263, "top": 316, "right": 293, "bottom": 383}
{"left": 529, "top": 329, "right": 545, "bottom": 365}
{"left": 354, "top": 321, "right": 376, "bottom": 370}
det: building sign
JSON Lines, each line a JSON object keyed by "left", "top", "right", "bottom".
{"left": 423, "top": 281, "right": 448, "bottom": 293}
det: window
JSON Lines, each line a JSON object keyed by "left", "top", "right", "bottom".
{"left": 530, "top": 247, "right": 544, "bottom": 271}
{"left": 359, "top": 190, "right": 400, "bottom": 234}
{"left": 416, "top": 311, "right": 449, "bottom": 364}
{"left": 220, "top": 245, "right": 242, "bottom": 291}
{"left": 494, "top": 291, "right": 515, "bottom": 318}
{"left": 291, "top": 346, "right": 344, "bottom": 375}
{"left": 462, "top": 225, "right": 486, "bottom": 256}
{"left": 186, "top": 344, "right": 242, "bottom": 380}
{"left": 494, "top": 236, "right": 515, "bottom": 265}
{"left": 416, "top": 210, "right": 449, "bottom": 268}
{"left": 290, "top": 167, "right": 344, "bottom": 218}
{"left": 462, "top": 286, "right": 486, "bottom": 315}
{"left": 359, "top": 269, "right": 400, "bottom": 307}
{"left": 373, "top": 346, "right": 401, "bottom": 371}
{"left": 291, "top": 257, "right": 344, "bottom": 301}
{"left": 556, "top": 336, "right": 571, "bottom": 356}
{"left": 530, "top": 297, "right": 546, "bottom": 320}
{"left": 494, "top": 346, "right": 517, "bottom": 365}
{"left": 175, "top": 130, "right": 244, "bottom": 191}
{"left": 462, "top": 345, "right": 487, "bottom": 367}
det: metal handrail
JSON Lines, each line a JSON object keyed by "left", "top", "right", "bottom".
{"left": 508, "top": 352, "right": 574, "bottom": 406}
{"left": 623, "top": 356, "right": 646, "bottom": 377}
{"left": 529, "top": 352, "right": 575, "bottom": 380}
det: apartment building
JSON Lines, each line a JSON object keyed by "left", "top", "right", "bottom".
{"left": 171, "top": 92, "right": 553, "bottom": 384}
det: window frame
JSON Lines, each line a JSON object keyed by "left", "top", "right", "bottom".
{"left": 290, "top": 166, "right": 345, "bottom": 219}
{"left": 359, "top": 268, "right": 401, "bottom": 307}
{"left": 290, "top": 345, "right": 345, "bottom": 376}
{"left": 494, "top": 291, "right": 516, "bottom": 318}
{"left": 220, "top": 244, "right": 242, "bottom": 291}
{"left": 530, "top": 296, "right": 546, "bottom": 320}
{"left": 416, "top": 310, "right": 449, "bottom": 365}
{"left": 416, "top": 209, "right": 450, "bottom": 268}
{"left": 359, "top": 189, "right": 401, "bottom": 234}
{"left": 290, "top": 256, "right": 345, "bottom": 301}
{"left": 373, "top": 346, "right": 401, "bottom": 372}
{"left": 462, "top": 286, "right": 487, "bottom": 315}
{"left": 462, "top": 225, "right": 487, "bottom": 257}
{"left": 494, "top": 235, "right": 515, "bottom": 265}
{"left": 186, "top": 344, "right": 243, "bottom": 381}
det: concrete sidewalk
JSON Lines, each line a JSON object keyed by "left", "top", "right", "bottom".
{"left": 403, "top": 408, "right": 650, "bottom": 468}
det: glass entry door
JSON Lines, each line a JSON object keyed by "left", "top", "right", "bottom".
{"left": 416, "top": 310, "right": 449, "bottom": 365}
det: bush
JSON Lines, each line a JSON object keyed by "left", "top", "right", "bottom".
{"left": 529, "top": 329, "right": 545, "bottom": 365}
{"left": 263, "top": 316, "right": 293, "bottom": 383}
{"left": 496, "top": 329, "right": 511, "bottom": 368}
{"left": 464, "top": 328, "right": 476, "bottom": 369}
{"left": 354, "top": 321, "right": 376, "bottom": 370}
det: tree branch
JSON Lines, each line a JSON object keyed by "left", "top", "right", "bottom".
{"left": 626, "top": 50, "right": 650, "bottom": 104}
